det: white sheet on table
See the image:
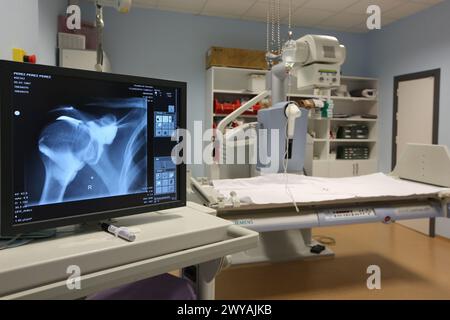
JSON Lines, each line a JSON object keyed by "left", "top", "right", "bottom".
{"left": 212, "top": 173, "right": 447, "bottom": 205}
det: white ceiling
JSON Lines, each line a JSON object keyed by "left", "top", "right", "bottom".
{"left": 131, "top": 0, "right": 444, "bottom": 33}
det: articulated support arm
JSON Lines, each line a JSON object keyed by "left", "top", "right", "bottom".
{"left": 216, "top": 90, "right": 271, "bottom": 135}
{"left": 95, "top": 3, "right": 105, "bottom": 72}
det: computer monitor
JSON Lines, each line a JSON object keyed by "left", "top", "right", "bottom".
{"left": 0, "top": 60, "right": 186, "bottom": 236}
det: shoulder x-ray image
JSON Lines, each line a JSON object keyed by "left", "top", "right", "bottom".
{"left": 36, "top": 98, "right": 148, "bottom": 206}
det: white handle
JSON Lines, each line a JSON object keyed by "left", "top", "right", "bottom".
{"left": 285, "top": 103, "right": 301, "bottom": 139}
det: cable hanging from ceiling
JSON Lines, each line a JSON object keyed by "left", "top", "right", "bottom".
{"left": 266, "top": 0, "right": 294, "bottom": 69}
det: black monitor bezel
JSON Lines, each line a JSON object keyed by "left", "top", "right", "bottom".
{"left": 0, "top": 60, "right": 187, "bottom": 237}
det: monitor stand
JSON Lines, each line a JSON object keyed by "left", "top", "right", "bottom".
{"left": 0, "top": 218, "right": 119, "bottom": 250}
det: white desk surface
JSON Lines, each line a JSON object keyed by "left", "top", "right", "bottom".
{"left": 0, "top": 202, "right": 258, "bottom": 299}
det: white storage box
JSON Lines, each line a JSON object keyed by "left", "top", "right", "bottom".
{"left": 248, "top": 74, "right": 266, "bottom": 92}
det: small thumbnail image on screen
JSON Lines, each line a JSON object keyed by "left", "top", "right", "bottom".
{"left": 24, "top": 97, "right": 149, "bottom": 206}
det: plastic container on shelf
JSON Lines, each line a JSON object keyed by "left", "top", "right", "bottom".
{"left": 248, "top": 74, "right": 266, "bottom": 92}
{"left": 214, "top": 99, "right": 262, "bottom": 115}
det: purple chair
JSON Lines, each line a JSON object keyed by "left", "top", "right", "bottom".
{"left": 87, "top": 273, "right": 197, "bottom": 300}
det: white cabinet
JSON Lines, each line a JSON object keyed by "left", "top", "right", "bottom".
{"left": 328, "top": 161, "right": 357, "bottom": 178}
{"left": 311, "top": 161, "right": 330, "bottom": 177}
{"left": 356, "top": 160, "right": 378, "bottom": 176}
{"left": 328, "top": 160, "right": 377, "bottom": 178}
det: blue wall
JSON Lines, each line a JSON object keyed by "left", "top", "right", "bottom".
{"left": 38, "top": 0, "right": 68, "bottom": 65}
{"left": 0, "top": 0, "right": 66, "bottom": 65}
{"left": 368, "top": 0, "right": 450, "bottom": 173}
{"left": 367, "top": 0, "right": 450, "bottom": 237}
{"left": 81, "top": 5, "right": 370, "bottom": 175}
{"left": 0, "top": 0, "right": 39, "bottom": 60}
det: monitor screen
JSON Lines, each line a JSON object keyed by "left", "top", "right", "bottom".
{"left": 0, "top": 60, "right": 186, "bottom": 236}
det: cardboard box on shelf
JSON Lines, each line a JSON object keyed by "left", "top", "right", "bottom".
{"left": 206, "top": 47, "right": 267, "bottom": 70}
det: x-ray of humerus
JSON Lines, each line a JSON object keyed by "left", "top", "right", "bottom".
{"left": 37, "top": 98, "right": 148, "bottom": 205}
